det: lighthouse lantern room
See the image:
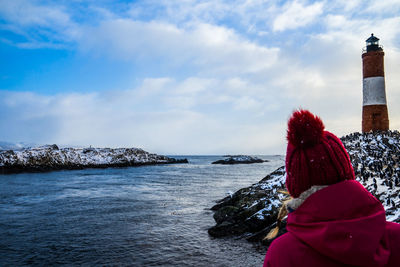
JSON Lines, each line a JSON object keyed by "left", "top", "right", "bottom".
{"left": 365, "top": 34, "right": 382, "bottom": 52}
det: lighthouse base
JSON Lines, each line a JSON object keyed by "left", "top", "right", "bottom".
{"left": 362, "top": 105, "right": 389, "bottom": 132}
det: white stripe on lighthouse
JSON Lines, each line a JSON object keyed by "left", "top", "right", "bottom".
{"left": 363, "top": 76, "right": 386, "bottom": 106}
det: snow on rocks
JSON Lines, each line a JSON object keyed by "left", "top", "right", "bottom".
{"left": 0, "top": 144, "right": 188, "bottom": 174}
{"left": 341, "top": 131, "right": 400, "bottom": 223}
{"left": 212, "top": 155, "right": 267, "bottom": 165}
{"left": 209, "top": 130, "right": 400, "bottom": 242}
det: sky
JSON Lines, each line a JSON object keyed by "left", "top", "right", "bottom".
{"left": 1, "top": 0, "right": 400, "bottom": 155}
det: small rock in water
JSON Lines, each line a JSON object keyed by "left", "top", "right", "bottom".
{"left": 212, "top": 155, "right": 267, "bottom": 165}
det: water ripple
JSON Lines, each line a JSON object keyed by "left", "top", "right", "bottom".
{"left": 0, "top": 155, "right": 283, "bottom": 266}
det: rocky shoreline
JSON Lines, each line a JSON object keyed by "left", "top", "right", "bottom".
{"left": 208, "top": 131, "right": 400, "bottom": 244}
{"left": 0, "top": 145, "right": 188, "bottom": 174}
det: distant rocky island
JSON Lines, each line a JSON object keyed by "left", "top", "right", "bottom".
{"left": 208, "top": 131, "right": 400, "bottom": 245}
{"left": 212, "top": 155, "right": 267, "bottom": 165}
{"left": 0, "top": 145, "right": 188, "bottom": 174}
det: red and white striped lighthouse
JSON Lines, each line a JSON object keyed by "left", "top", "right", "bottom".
{"left": 362, "top": 33, "right": 389, "bottom": 132}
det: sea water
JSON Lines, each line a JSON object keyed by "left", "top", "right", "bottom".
{"left": 0, "top": 155, "right": 284, "bottom": 266}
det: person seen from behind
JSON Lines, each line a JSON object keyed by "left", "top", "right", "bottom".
{"left": 263, "top": 109, "right": 400, "bottom": 267}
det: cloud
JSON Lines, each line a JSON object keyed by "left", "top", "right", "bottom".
{"left": 273, "top": 0, "right": 324, "bottom": 32}
{"left": 78, "top": 19, "right": 280, "bottom": 76}
{"left": 127, "top": 0, "right": 272, "bottom": 30}
{"left": 0, "top": 0, "right": 69, "bottom": 27}
{"left": 0, "top": 76, "right": 291, "bottom": 154}
{"left": 0, "top": 91, "right": 60, "bottom": 143}
{"left": 364, "top": 0, "right": 400, "bottom": 14}
{"left": 0, "top": 0, "right": 79, "bottom": 48}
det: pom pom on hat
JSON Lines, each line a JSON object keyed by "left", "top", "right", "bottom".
{"left": 287, "top": 109, "right": 325, "bottom": 148}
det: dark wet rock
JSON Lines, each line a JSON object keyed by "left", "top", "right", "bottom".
{"left": 208, "top": 167, "right": 286, "bottom": 238}
{"left": 247, "top": 220, "right": 288, "bottom": 245}
{"left": 209, "top": 131, "right": 400, "bottom": 243}
{"left": 208, "top": 221, "right": 249, "bottom": 237}
{"left": 213, "top": 206, "right": 240, "bottom": 224}
{"left": 212, "top": 155, "right": 267, "bottom": 165}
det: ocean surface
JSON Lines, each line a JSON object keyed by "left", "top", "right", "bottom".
{"left": 0, "top": 155, "right": 285, "bottom": 266}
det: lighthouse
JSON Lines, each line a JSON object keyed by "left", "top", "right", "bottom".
{"left": 362, "top": 33, "right": 389, "bottom": 132}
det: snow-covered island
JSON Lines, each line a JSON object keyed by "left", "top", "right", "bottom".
{"left": 0, "top": 145, "right": 188, "bottom": 174}
{"left": 208, "top": 131, "right": 400, "bottom": 244}
{"left": 212, "top": 155, "right": 267, "bottom": 165}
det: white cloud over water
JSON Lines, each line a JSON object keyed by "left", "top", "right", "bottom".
{"left": 0, "top": 84, "right": 286, "bottom": 154}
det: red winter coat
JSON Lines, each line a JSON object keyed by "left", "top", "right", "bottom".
{"left": 264, "top": 180, "right": 400, "bottom": 267}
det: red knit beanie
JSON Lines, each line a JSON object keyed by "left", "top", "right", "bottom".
{"left": 285, "top": 110, "right": 355, "bottom": 198}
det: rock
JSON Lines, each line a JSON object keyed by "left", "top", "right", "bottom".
{"left": 247, "top": 220, "right": 288, "bottom": 245}
{"left": 213, "top": 206, "right": 240, "bottom": 224}
{"left": 171, "top": 158, "right": 189, "bottom": 164}
{"left": 50, "top": 144, "right": 59, "bottom": 150}
{"left": 208, "top": 167, "right": 286, "bottom": 238}
{"left": 208, "top": 221, "right": 249, "bottom": 237}
{"left": 208, "top": 130, "right": 400, "bottom": 243}
{"left": 0, "top": 145, "right": 188, "bottom": 174}
{"left": 212, "top": 155, "right": 267, "bottom": 165}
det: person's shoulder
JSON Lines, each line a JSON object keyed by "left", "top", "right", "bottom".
{"left": 264, "top": 233, "right": 300, "bottom": 266}
{"left": 386, "top": 221, "right": 400, "bottom": 266}
{"left": 387, "top": 221, "right": 400, "bottom": 245}
{"left": 387, "top": 221, "right": 400, "bottom": 229}
{"left": 387, "top": 221, "right": 400, "bottom": 237}
{"left": 268, "top": 232, "right": 297, "bottom": 252}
